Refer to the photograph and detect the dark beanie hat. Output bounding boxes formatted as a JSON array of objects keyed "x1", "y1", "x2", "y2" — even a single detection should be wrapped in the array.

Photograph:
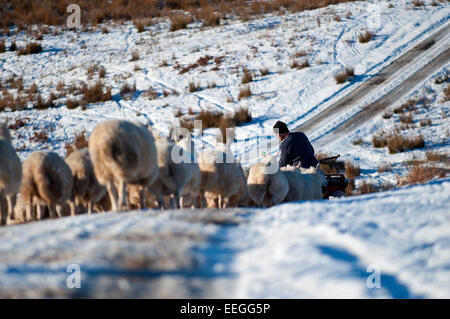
[{"x1": 273, "y1": 121, "x2": 289, "y2": 134}]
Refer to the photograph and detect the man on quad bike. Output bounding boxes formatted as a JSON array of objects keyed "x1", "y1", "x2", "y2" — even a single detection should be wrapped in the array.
[{"x1": 273, "y1": 121, "x2": 319, "y2": 169}]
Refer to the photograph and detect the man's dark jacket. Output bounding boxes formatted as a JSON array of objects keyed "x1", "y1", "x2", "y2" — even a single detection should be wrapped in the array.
[{"x1": 279, "y1": 132, "x2": 319, "y2": 169}]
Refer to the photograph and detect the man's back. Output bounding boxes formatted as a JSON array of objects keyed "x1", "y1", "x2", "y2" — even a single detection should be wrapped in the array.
[{"x1": 279, "y1": 132, "x2": 318, "y2": 169}]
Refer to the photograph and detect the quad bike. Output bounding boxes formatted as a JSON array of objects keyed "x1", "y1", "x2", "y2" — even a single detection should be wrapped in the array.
[{"x1": 319, "y1": 154, "x2": 348, "y2": 199}]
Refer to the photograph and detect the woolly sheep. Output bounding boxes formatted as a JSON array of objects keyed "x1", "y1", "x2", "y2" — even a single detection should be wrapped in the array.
[
  {"x1": 88, "y1": 120, "x2": 159, "y2": 211},
  {"x1": 0, "y1": 122, "x2": 22, "y2": 225},
  {"x1": 282, "y1": 165, "x2": 327, "y2": 200},
  {"x1": 198, "y1": 137, "x2": 242, "y2": 208},
  {"x1": 229, "y1": 163, "x2": 250, "y2": 207},
  {"x1": 171, "y1": 129, "x2": 201, "y2": 208},
  {"x1": 65, "y1": 148, "x2": 106, "y2": 214},
  {"x1": 20, "y1": 151, "x2": 73, "y2": 220},
  {"x1": 247, "y1": 156, "x2": 289, "y2": 207},
  {"x1": 147, "y1": 137, "x2": 193, "y2": 209}
]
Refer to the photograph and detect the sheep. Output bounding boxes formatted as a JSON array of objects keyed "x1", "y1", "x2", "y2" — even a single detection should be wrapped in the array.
[
  {"x1": 281, "y1": 165, "x2": 327, "y2": 200},
  {"x1": 247, "y1": 156, "x2": 289, "y2": 207},
  {"x1": 197, "y1": 134, "x2": 242, "y2": 209},
  {"x1": 229, "y1": 163, "x2": 250, "y2": 207},
  {"x1": 88, "y1": 120, "x2": 159, "y2": 211},
  {"x1": 65, "y1": 148, "x2": 106, "y2": 214},
  {"x1": 147, "y1": 137, "x2": 193, "y2": 209},
  {"x1": 170, "y1": 128, "x2": 201, "y2": 208},
  {"x1": 280, "y1": 169, "x2": 306, "y2": 202},
  {"x1": 0, "y1": 122, "x2": 22, "y2": 225},
  {"x1": 20, "y1": 151, "x2": 73, "y2": 221}
]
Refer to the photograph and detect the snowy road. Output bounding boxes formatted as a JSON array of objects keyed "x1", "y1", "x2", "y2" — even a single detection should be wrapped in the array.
[{"x1": 295, "y1": 20, "x2": 450, "y2": 147}]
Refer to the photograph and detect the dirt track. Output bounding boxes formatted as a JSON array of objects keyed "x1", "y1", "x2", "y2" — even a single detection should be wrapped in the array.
[{"x1": 295, "y1": 22, "x2": 450, "y2": 147}]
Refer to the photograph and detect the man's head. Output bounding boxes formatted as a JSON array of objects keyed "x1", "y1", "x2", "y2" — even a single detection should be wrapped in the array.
[{"x1": 273, "y1": 121, "x2": 290, "y2": 141}]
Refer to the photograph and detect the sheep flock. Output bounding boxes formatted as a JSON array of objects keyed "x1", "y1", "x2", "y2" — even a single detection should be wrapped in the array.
[{"x1": 0, "y1": 119, "x2": 327, "y2": 226}]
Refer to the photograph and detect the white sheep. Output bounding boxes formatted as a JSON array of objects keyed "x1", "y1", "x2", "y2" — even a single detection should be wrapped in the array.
[
  {"x1": 88, "y1": 120, "x2": 159, "y2": 211},
  {"x1": 20, "y1": 151, "x2": 73, "y2": 220},
  {"x1": 65, "y1": 148, "x2": 106, "y2": 214},
  {"x1": 247, "y1": 156, "x2": 289, "y2": 207},
  {"x1": 197, "y1": 133, "x2": 242, "y2": 208},
  {"x1": 281, "y1": 165, "x2": 327, "y2": 200},
  {"x1": 147, "y1": 137, "x2": 193, "y2": 209},
  {"x1": 0, "y1": 122, "x2": 22, "y2": 225},
  {"x1": 170, "y1": 128, "x2": 201, "y2": 208},
  {"x1": 229, "y1": 163, "x2": 250, "y2": 207}
]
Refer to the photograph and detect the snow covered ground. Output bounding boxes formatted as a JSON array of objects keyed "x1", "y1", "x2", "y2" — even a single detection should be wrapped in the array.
[
  {"x1": 0, "y1": 177, "x2": 449, "y2": 298},
  {"x1": 1, "y1": 0, "x2": 449, "y2": 167},
  {"x1": 0, "y1": 0, "x2": 449, "y2": 298}
]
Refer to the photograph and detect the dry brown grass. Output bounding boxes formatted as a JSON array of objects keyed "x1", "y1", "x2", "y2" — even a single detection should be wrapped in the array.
[
  {"x1": 434, "y1": 72, "x2": 448, "y2": 85},
  {"x1": 8, "y1": 117, "x2": 28, "y2": 130},
  {"x1": 290, "y1": 58, "x2": 310, "y2": 69},
  {"x1": 34, "y1": 93, "x2": 56, "y2": 110},
  {"x1": 387, "y1": 133, "x2": 425, "y2": 154},
  {"x1": 358, "y1": 30, "x2": 373, "y2": 43},
  {"x1": 30, "y1": 131, "x2": 49, "y2": 143},
  {"x1": 199, "y1": 6, "x2": 221, "y2": 27},
  {"x1": 66, "y1": 98, "x2": 81, "y2": 109},
  {"x1": 382, "y1": 111, "x2": 393, "y2": 119},
  {"x1": 120, "y1": 82, "x2": 136, "y2": 98},
  {"x1": 372, "y1": 134, "x2": 388, "y2": 148},
  {"x1": 241, "y1": 68, "x2": 253, "y2": 84},
  {"x1": 179, "y1": 107, "x2": 251, "y2": 132},
  {"x1": 356, "y1": 180, "x2": 378, "y2": 195},
  {"x1": 425, "y1": 150, "x2": 450, "y2": 163},
  {"x1": 64, "y1": 131, "x2": 89, "y2": 157},
  {"x1": 378, "y1": 162, "x2": 392, "y2": 173},
  {"x1": 345, "y1": 161, "x2": 360, "y2": 178},
  {"x1": 170, "y1": 14, "x2": 192, "y2": 32},
  {"x1": 188, "y1": 82, "x2": 200, "y2": 93},
  {"x1": 260, "y1": 67, "x2": 269, "y2": 76},
  {"x1": 352, "y1": 137, "x2": 363, "y2": 145},
  {"x1": 130, "y1": 51, "x2": 140, "y2": 62},
  {"x1": 17, "y1": 42, "x2": 42, "y2": 55},
  {"x1": 399, "y1": 112, "x2": 413, "y2": 124},
  {"x1": 420, "y1": 118, "x2": 431, "y2": 127},
  {"x1": 82, "y1": 81, "x2": 112, "y2": 103},
  {"x1": 238, "y1": 86, "x2": 252, "y2": 100},
  {"x1": 443, "y1": 84, "x2": 450, "y2": 102},
  {"x1": 397, "y1": 163, "x2": 447, "y2": 187},
  {"x1": 0, "y1": 0, "x2": 357, "y2": 32},
  {"x1": 334, "y1": 67, "x2": 354, "y2": 84},
  {"x1": 98, "y1": 66, "x2": 106, "y2": 78}
]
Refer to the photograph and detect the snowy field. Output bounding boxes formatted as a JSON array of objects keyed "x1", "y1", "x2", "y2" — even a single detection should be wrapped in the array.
[
  {"x1": 0, "y1": 0, "x2": 449, "y2": 298},
  {"x1": 1, "y1": 0, "x2": 449, "y2": 165},
  {"x1": 0, "y1": 177, "x2": 449, "y2": 298}
]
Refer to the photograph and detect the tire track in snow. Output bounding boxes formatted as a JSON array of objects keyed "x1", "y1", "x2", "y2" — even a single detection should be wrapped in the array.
[{"x1": 295, "y1": 20, "x2": 450, "y2": 146}]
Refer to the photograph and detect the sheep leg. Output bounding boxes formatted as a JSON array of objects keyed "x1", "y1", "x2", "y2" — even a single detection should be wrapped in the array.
[
  {"x1": 5, "y1": 194, "x2": 16, "y2": 225},
  {"x1": 106, "y1": 182, "x2": 119, "y2": 211},
  {"x1": 69, "y1": 201, "x2": 76, "y2": 216},
  {"x1": 0, "y1": 192, "x2": 5, "y2": 225},
  {"x1": 175, "y1": 191, "x2": 181, "y2": 209},
  {"x1": 36, "y1": 204, "x2": 42, "y2": 220},
  {"x1": 218, "y1": 194, "x2": 223, "y2": 209},
  {"x1": 56, "y1": 205, "x2": 63, "y2": 218},
  {"x1": 87, "y1": 201, "x2": 93, "y2": 214},
  {"x1": 47, "y1": 202, "x2": 57, "y2": 219},
  {"x1": 157, "y1": 195, "x2": 165, "y2": 210},
  {"x1": 117, "y1": 181, "x2": 127, "y2": 211},
  {"x1": 25, "y1": 197, "x2": 32, "y2": 221},
  {"x1": 179, "y1": 196, "x2": 184, "y2": 209},
  {"x1": 138, "y1": 188, "x2": 146, "y2": 210},
  {"x1": 222, "y1": 197, "x2": 229, "y2": 209}
]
